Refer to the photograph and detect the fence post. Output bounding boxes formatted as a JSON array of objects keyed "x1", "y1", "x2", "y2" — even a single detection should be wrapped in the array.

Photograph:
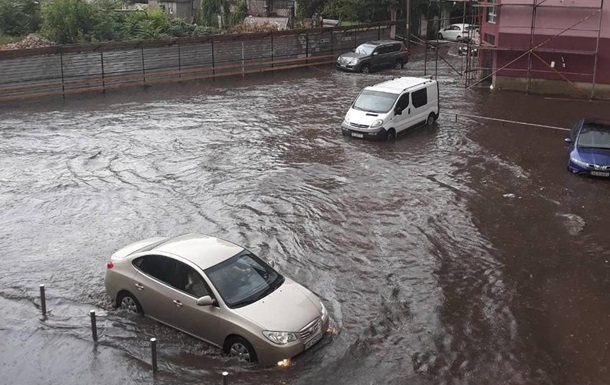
[
  {"x1": 140, "y1": 43, "x2": 146, "y2": 85},
  {"x1": 211, "y1": 40, "x2": 216, "y2": 78},
  {"x1": 178, "y1": 39, "x2": 182, "y2": 80},
  {"x1": 330, "y1": 28, "x2": 334, "y2": 55},
  {"x1": 90, "y1": 310, "x2": 98, "y2": 342},
  {"x1": 271, "y1": 33, "x2": 274, "y2": 69},
  {"x1": 100, "y1": 49, "x2": 106, "y2": 94},
  {"x1": 59, "y1": 50, "x2": 65, "y2": 100},
  {"x1": 222, "y1": 371, "x2": 229, "y2": 385},
  {"x1": 151, "y1": 338, "x2": 158, "y2": 372},
  {"x1": 40, "y1": 284, "x2": 46, "y2": 316},
  {"x1": 378, "y1": 24, "x2": 381, "y2": 40},
  {"x1": 305, "y1": 32, "x2": 309, "y2": 68}
]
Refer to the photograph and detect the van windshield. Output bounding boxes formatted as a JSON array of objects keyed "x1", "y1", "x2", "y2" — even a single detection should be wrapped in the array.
[{"x1": 353, "y1": 90, "x2": 398, "y2": 113}]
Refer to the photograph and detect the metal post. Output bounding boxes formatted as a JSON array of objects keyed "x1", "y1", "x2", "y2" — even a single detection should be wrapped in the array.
[
  {"x1": 271, "y1": 33, "x2": 274, "y2": 68},
  {"x1": 59, "y1": 51, "x2": 65, "y2": 99},
  {"x1": 90, "y1": 310, "x2": 98, "y2": 342},
  {"x1": 40, "y1": 284, "x2": 46, "y2": 316},
  {"x1": 100, "y1": 50, "x2": 106, "y2": 94},
  {"x1": 150, "y1": 338, "x2": 158, "y2": 372},
  {"x1": 526, "y1": 0, "x2": 537, "y2": 94},
  {"x1": 222, "y1": 371, "x2": 229, "y2": 385},
  {"x1": 211, "y1": 40, "x2": 216, "y2": 78},
  {"x1": 178, "y1": 39, "x2": 182, "y2": 79},
  {"x1": 305, "y1": 32, "x2": 309, "y2": 68},
  {"x1": 406, "y1": 0, "x2": 411, "y2": 49},
  {"x1": 241, "y1": 41, "x2": 245, "y2": 77},
  {"x1": 330, "y1": 28, "x2": 334, "y2": 55},
  {"x1": 591, "y1": 0, "x2": 603, "y2": 99},
  {"x1": 140, "y1": 44, "x2": 146, "y2": 85}
]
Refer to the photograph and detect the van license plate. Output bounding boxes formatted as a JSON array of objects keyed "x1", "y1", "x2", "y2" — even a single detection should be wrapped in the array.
[
  {"x1": 304, "y1": 331, "x2": 323, "y2": 350},
  {"x1": 351, "y1": 132, "x2": 364, "y2": 138},
  {"x1": 591, "y1": 171, "x2": 609, "y2": 177}
]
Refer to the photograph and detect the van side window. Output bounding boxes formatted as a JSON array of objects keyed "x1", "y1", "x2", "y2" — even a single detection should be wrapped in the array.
[
  {"x1": 395, "y1": 93, "x2": 410, "y2": 112},
  {"x1": 412, "y1": 89, "x2": 428, "y2": 108}
]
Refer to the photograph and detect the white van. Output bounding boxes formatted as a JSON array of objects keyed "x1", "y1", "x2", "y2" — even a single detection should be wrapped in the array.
[{"x1": 341, "y1": 77, "x2": 439, "y2": 140}]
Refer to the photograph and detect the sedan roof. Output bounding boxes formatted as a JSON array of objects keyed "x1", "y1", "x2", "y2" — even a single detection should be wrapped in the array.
[{"x1": 152, "y1": 233, "x2": 244, "y2": 270}]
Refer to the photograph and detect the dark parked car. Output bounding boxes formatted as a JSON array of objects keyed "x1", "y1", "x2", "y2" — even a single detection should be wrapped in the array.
[
  {"x1": 565, "y1": 118, "x2": 610, "y2": 177},
  {"x1": 336, "y1": 40, "x2": 410, "y2": 74}
]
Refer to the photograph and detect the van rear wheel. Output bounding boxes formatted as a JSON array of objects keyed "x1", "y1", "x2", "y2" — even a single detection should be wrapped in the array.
[{"x1": 426, "y1": 113, "x2": 436, "y2": 126}]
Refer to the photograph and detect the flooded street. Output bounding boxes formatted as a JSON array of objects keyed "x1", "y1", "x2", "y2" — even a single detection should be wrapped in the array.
[{"x1": 1, "y1": 49, "x2": 609, "y2": 385}]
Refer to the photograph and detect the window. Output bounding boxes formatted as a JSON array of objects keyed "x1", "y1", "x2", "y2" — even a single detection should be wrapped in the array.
[
  {"x1": 395, "y1": 93, "x2": 410, "y2": 112},
  {"x1": 487, "y1": 0, "x2": 497, "y2": 23},
  {"x1": 412, "y1": 88, "x2": 428, "y2": 108},
  {"x1": 133, "y1": 255, "x2": 176, "y2": 284},
  {"x1": 133, "y1": 255, "x2": 211, "y2": 297}
]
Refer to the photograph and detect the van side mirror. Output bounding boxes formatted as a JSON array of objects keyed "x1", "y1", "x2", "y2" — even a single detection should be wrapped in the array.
[
  {"x1": 196, "y1": 295, "x2": 214, "y2": 306},
  {"x1": 394, "y1": 107, "x2": 403, "y2": 115}
]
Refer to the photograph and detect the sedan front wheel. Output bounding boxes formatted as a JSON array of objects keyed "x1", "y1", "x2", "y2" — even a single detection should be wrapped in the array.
[{"x1": 225, "y1": 336, "x2": 257, "y2": 363}]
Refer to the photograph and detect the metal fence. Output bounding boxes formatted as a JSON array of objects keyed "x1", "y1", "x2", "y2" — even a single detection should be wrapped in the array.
[{"x1": 0, "y1": 22, "x2": 397, "y2": 102}]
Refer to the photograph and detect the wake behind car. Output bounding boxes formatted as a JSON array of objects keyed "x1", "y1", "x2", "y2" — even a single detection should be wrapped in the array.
[
  {"x1": 341, "y1": 76, "x2": 439, "y2": 140},
  {"x1": 565, "y1": 118, "x2": 610, "y2": 177},
  {"x1": 105, "y1": 234, "x2": 329, "y2": 366},
  {"x1": 336, "y1": 40, "x2": 410, "y2": 74}
]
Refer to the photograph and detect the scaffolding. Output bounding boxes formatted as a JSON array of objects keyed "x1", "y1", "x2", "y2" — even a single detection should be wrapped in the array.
[{"x1": 464, "y1": 0, "x2": 604, "y2": 99}]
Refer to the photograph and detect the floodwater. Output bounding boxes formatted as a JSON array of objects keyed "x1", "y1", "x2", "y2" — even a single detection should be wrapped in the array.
[{"x1": 1, "y1": 47, "x2": 609, "y2": 385}]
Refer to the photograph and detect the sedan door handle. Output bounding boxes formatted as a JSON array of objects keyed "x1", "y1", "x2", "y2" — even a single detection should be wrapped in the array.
[
  {"x1": 173, "y1": 300, "x2": 183, "y2": 308},
  {"x1": 135, "y1": 283, "x2": 144, "y2": 290}
]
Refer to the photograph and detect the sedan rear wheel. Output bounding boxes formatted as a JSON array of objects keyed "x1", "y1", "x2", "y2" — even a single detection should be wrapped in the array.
[
  {"x1": 393, "y1": 59, "x2": 403, "y2": 70},
  {"x1": 226, "y1": 336, "x2": 257, "y2": 363},
  {"x1": 118, "y1": 292, "x2": 143, "y2": 314}
]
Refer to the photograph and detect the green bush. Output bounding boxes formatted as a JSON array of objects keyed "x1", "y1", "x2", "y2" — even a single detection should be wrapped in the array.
[{"x1": 0, "y1": 0, "x2": 41, "y2": 36}]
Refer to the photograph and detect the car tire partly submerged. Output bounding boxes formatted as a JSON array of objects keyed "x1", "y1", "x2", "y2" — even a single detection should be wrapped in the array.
[
  {"x1": 360, "y1": 64, "x2": 370, "y2": 74},
  {"x1": 117, "y1": 291, "x2": 143, "y2": 314},
  {"x1": 225, "y1": 336, "x2": 257, "y2": 363},
  {"x1": 386, "y1": 128, "x2": 396, "y2": 141},
  {"x1": 427, "y1": 113, "x2": 436, "y2": 126},
  {"x1": 394, "y1": 59, "x2": 403, "y2": 70}
]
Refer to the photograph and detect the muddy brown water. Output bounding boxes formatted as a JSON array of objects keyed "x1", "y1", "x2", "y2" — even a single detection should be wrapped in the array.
[{"x1": 1, "y1": 49, "x2": 609, "y2": 385}]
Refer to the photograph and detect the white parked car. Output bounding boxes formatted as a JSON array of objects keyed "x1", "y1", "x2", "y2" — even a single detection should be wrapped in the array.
[{"x1": 438, "y1": 24, "x2": 479, "y2": 42}]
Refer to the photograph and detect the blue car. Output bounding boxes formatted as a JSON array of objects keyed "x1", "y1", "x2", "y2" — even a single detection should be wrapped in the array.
[{"x1": 565, "y1": 118, "x2": 610, "y2": 177}]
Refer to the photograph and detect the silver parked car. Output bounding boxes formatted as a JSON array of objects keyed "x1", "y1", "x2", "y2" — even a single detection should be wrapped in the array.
[{"x1": 105, "y1": 234, "x2": 329, "y2": 366}]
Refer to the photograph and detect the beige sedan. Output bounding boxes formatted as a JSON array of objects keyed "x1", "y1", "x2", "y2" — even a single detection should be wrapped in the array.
[{"x1": 105, "y1": 233, "x2": 329, "y2": 366}]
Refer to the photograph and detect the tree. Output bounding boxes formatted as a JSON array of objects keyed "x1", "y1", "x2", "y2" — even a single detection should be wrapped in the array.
[
  {"x1": 0, "y1": 0, "x2": 41, "y2": 36},
  {"x1": 41, "y1": 0, "x2": 96, "y2": 43}
]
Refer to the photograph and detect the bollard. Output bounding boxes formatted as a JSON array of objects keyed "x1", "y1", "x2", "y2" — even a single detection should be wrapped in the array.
[
  {"x1": 222, "y1": 371, "x2": 229, "y2": 385},
  {"x1": 40, "y1": 284, "x2": 46, "y2": 316},
  {"x1": 90, "y1": 310, "x2": 98, "y2": 342},
  {"x1": 455, "y1": 114, "x2": 458, "y2": 122},
  {"x1": 151, "y1": 338, "x2": 158, "y2": 372}
]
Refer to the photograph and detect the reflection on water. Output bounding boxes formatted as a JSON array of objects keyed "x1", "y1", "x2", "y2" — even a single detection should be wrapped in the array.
[{"x1": 1, "y1": 53, "x2": 610, "y2": 385}]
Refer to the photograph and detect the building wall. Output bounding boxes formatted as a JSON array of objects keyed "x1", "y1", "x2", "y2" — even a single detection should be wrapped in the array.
[{"x1": 479, "y1": 0, "x2": 609, "y2": 97}]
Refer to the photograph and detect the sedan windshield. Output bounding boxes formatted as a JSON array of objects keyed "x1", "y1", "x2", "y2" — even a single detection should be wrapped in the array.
[
  {"x1": 353, "y1": 90, "x2": 398, "y2": 113},
  {"x1": 355, "y1": 43, "x2": 376, "y2": 55},
  {"x1": 577, "y1": 124, "x2": 610, "y2": 149},
  {"x1": 205, "y1": 251, "x2": 284, "y2": 309}
]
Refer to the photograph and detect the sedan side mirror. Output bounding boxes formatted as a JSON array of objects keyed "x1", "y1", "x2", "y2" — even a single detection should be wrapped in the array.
[
  {"x1": 564, "y1": 137, "x2": 573, "y2": 143},
  {"x1": 196, "y1": 295, "x2": 215, "y2": 306},
  {"x1": 373, "y1": 52, "x2": 379, "y2": 56}
]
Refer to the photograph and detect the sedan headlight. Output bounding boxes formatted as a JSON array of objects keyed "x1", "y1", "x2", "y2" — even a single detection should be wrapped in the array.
[
  {"x1": 370, "y1": 119, "x2": 383, "y2": 128},
  {"x1": 263, "y1": 331, "x2": 298, "y2": 345},
  {"x1": 349, "y1": 58, "x2": 360, "y2": 65},
  {"x1": 320, "y1": 301, "x2": 328, "y2": 320},
  {"x1": 570, "y1": 157, "x2": 589, "y2": 167}
]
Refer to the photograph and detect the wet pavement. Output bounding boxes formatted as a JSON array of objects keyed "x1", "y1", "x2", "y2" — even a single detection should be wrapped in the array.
[{"x1": 1, "y1": 47, "x2": 610, "y2": 385}]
